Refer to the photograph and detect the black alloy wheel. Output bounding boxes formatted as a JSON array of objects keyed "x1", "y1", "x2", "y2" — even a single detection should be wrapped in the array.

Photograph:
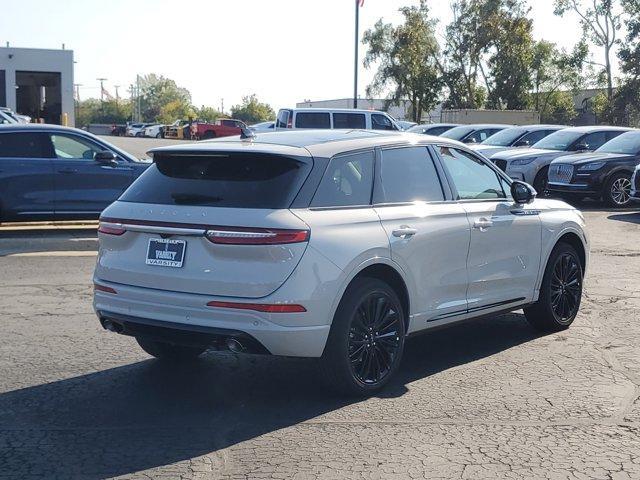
[
  {"x1": 524, "y1": 242, "x2": 583, "y2": 332},
  {"x1": 348, "y1": 292, "x2": 403, "y2": 385},
  {"x1": 320, "y1": 277, "x2": 406, "y2": 396},
  {"x1": 549, "y1": 252, "x2": 582, "y2": 324}
]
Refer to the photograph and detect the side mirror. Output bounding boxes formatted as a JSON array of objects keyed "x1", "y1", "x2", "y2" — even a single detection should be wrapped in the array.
[
  {"x1": 574, "y1": 143, "x2": 589, "y2": 152},
  {"x1": 94, "y1": 150, "x2": 116, "y2": 164},
  {"x1": 514, "y1": 139, "x2": 530, "y2": 147},
  {"x1": 511, "y1": 180, "x2": 536, "y2": 204}
]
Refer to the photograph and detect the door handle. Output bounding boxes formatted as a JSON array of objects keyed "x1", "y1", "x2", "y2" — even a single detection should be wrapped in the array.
[
  {"x1": 58, "y1": 168, "x2": 78, "y2": 174},
  {"x1": 473, "y1": 218, "x2": 493, "y2": 230},
  {"x1": 392, "y1": 226, "x2": 417, "y2": 238}
]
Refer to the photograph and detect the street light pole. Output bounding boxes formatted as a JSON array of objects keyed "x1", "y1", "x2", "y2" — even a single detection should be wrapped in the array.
[{"x1": 353, "y1": 0, "x2": 360, "y2": 109}]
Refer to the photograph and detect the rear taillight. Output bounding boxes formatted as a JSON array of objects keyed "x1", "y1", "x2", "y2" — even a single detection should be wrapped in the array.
[
  {"x1": 205, "y1": 227, "x2": 309, "y2": 245},
  {"x1": 94, "y1": 283, "x2": 117, "y2": 294},
  {"x1": 207, "y1": 301, "x2": 306, "y2": 313},
  {"x1": 98, "y1": 222, "x2": 126, "y2": 236}
]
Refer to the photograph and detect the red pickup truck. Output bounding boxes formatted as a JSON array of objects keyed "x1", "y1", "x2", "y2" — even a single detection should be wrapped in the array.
[{"x1": 194, "y1": 119, "x2": 248, "y2": 140}]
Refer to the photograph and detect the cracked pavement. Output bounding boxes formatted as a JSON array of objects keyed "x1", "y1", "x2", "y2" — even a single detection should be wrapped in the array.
[{"x1": 0, "y1": 208, "x2": 639, "y2": 479}]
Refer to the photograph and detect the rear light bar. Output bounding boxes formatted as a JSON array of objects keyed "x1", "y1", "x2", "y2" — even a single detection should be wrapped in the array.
[
  {"x1": 205, "y1": 227, "x2": 309, "y2": 245},
  {"x1": 94, "y1": 283, "x2": 117, "y2": 294},
  {"x1": 207, "y1": 301, "x2": 306, "y2": 313},
  {"x1": 98, "y1": 222, "x2": 126, "y2": 236}
]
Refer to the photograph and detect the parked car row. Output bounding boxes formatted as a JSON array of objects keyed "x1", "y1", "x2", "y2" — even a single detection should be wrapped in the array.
[{"x1": 407, "y1": 122, "x2": 640, "y2": 208}]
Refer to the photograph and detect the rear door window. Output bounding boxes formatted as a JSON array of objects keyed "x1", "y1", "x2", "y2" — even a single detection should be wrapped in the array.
[
  {"x1": 371, "y1": 114, "x2": 396, "y2": 130},
  {"x1": 120, "y1": 152, "x2": 311, "y2": 209},
  {"x1": 295, "y1": 112, "x2": 331, "y2": 129},
  {"x1": 0, "y1": 132, "x2": 52, "y2": 158},
  {"x1": 521, "y1": 130, "x2": 550, "y2": 146},
  {"x1": 333, "y1": 113, "x2": 366, "y2": 129},
  {"x1": 579, "y1": 131, "x2": 608, "y2": 150},
  {"x1": 376, "y1": 147, "x2": 444, "y2": 204},
  {"x1": 311, "y1": 151, "x2": 374, "y2": 207}
]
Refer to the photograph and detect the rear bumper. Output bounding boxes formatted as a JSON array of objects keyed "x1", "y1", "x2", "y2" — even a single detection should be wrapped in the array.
[{"x1": 93, "y1": 281, "x2": 330, "y2": 357}]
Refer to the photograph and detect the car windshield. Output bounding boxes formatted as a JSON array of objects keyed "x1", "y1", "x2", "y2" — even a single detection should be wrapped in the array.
[
  {"x1": 481, "y1": 128, "x2": 527, "y2": 146},
  {"x1": 440, "y1": 126, "x2": 475, "y2": 140},
  {"x1": 532, "y1": 130, "x2": 584, "y2": 151},
  {"x1": 596, "y1": 132, "x2": 640, "y2": 155}
]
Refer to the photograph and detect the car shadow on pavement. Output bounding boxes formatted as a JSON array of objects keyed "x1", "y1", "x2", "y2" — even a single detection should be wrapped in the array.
[
  {"x1": 0, "y1": 313, "x2": 541, "y2": 478},
  {"x1": 607, "y1": 212, "x2": 640, "y2": 224}
]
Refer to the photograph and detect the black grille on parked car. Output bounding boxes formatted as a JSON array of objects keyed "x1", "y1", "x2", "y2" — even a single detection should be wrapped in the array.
[{"x1": 549, "y1": 164, "x2": 574, "y2": 184}]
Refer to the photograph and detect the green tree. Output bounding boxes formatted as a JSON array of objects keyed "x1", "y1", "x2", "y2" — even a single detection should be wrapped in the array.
[
  {"x1": 487, "y1": 3, "x2": 535, "y2": 110},
  {"x1": 540, "y1": 91, "x2": 578, "y2": 124},
  {"x1": 611, "y1": 0, "x2": 640, "y2": 126},
  {"x1": 137, "y1": 74, "x2": 192, "y2": 122},
  {"x1": 531, "y1": 40, "x2": 588, "y2": 121},
  {"x1": 157, "y1": 100, "x2": 196, "y2": 125},
  {"x1": 196, "y1": 105, "x2": 225, "y2": 123},
  {"x1": 230, "y1": 95, "x2": 275, "y2": 124},
  {"x1": 76, "y1": 98, "x2": 132, "y2": 127},
  {"x1": 554, "y1": 0, "x2": 622, "y2": 101},
  {"x1": 363, "y1": 0, "x2": 442, "y2": 122}
]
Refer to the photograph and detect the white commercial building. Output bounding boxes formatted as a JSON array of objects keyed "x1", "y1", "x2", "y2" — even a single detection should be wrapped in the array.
[{"x1": 0, "y1": 46, "x2": 74, "y2": 125}]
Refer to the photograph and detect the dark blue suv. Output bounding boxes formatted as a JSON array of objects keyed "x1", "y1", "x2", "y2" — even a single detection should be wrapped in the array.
[{"x1": 0, "y1": 124, "x2": 150, "y2": 222}]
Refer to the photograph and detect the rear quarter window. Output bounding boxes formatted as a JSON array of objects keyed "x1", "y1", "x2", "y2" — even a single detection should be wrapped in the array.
[
  {"x1": 333, "y1": 113, "x2": 366, "y2": 129},
  {"x1": 311, "y1": 151, "x2": 374, "y2": 207},
  {"x1": 120, "y1": 152, "x2": 311, "y2": 209},
  {"x1": 0, "y1": 132, "x2": 52, "y2": 158}
]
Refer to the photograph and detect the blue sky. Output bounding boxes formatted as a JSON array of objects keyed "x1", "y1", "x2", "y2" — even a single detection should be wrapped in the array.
[{"x1": 1, "y1": 0, "x2": 594, "y2": 110}]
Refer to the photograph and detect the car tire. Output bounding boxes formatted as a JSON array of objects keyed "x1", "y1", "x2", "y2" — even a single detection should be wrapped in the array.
[
  {"x1": 533, "y1": 166, "x2": 549, "y2": 197},
  {"x1": 136, "y1": 337, "x2": 208, "y2": 361},
  {"x1": 603, "y1": 172, "x2": 632, "y2": 208},
  {"x1": 201, "y1": 131, "x2": 215, "y2": 140},
  {"x1": 524, "y1": 242, "x2": 583, "y2": 332},
  {"x1": 319, "y1": 277, "x2": 406, "y2": 396},
  {"x1": 155, "y1": 132, "x2": 161, "y2": 139}
]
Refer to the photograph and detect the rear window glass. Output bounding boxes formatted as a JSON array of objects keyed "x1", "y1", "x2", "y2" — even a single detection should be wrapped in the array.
[
  {"x1": 120, "y1": 152, "x2": 311, "y2": 209},
  {"x1": 295, "y1": 112, "x2": 331, "y2": 129},
  {"x1": 333, "y1": 113, "x2": 366, "y2": 129},
  {"x1": 312, "y1": 151, "x2": 374, "y2": 207},
  {"x1": 0, "y1": 132, "x2": 51, "y2": 158}
]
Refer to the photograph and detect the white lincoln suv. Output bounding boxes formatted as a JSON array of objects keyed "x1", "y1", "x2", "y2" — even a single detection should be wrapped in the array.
[{"x1": 93, "y1": 130, "x2": 589, "y2": 395}]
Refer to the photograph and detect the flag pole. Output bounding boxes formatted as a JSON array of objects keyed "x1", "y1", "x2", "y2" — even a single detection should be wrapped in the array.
[{"x1": 353, "y1": 0, "x2": 359, "y2": 109}]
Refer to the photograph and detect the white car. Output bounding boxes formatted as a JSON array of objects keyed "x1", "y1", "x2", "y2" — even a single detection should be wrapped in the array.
[
  {"x1": 143, "y1": 124, "x2": 163, "y2": 138},
  {"x1": 94, "y1": 130, "x2": 588, "y2": 396},
  {"x1": 0, "y1": 107, "x2": 20, "y2": 124},
  {"x1": 275, "y1": 108, "x2": 400, "y2": 131},
  {"x1": 126, "y1": 123, "x2": 153, "y2": 137},
  {"x1": 249, "y1": 121, "x2": 275, "y2": 133}
]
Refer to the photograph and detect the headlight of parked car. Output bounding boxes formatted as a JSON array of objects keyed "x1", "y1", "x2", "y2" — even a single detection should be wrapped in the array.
[
  {"x1": 577, "y1": 161, "x2": 605, "y2": 172},
  {"x1": 510, "y1": 157, "x2": 536, "y2": 166}
]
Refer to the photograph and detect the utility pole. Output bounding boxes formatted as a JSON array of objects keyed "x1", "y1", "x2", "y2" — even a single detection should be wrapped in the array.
[
  {"x1": 353, "y1": 0, "x2": 361, "y2": 109},
  {"x1": 220, "y1": 98, "x2": 224, "y2": 114},
  {"x1": 114, "y1": 85, "x2": 120, "y2": 106},
  {"x1": 136, "y1": 74, "x2": 141, "y2": 122},
  {"x1": 73, "y1": 84, "x2": 82, "y2": 124},
  {"x1": 97, "y1": 78, "x2": 107, "y2": 102}
]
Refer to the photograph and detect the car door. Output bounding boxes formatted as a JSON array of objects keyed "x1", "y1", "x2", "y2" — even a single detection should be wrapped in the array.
[
  {"x1": 0, "y1": 131, "x2": 55, "y2": 219},
  {"x1": 435, "y1": 145, "x2": 542, "y2": 314},
  {"x1": 50, "y1": 132, "x2": 134, "y2": 215},
  {"x1": 373, "y1": 146, "x2": 470, "y2": 330}
]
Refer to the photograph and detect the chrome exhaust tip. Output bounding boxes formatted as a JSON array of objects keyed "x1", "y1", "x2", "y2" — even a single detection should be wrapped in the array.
[{"x1": 226, "y1": 338, "x2": 244, "y2": 353}]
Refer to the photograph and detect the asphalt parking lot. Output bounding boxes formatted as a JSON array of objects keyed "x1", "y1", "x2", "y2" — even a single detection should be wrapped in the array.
[
  {"x1": 98, "y1": 135, "x2": 194, "y2": 159},
  {"x1": 1, "y1": 207, "x2": 639, "y2": 479}
]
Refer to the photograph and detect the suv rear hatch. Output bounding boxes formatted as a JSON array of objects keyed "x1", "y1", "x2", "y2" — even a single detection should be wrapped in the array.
[{"x1": 96, "y1": 148, "x2": 313, "y2": 298}]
